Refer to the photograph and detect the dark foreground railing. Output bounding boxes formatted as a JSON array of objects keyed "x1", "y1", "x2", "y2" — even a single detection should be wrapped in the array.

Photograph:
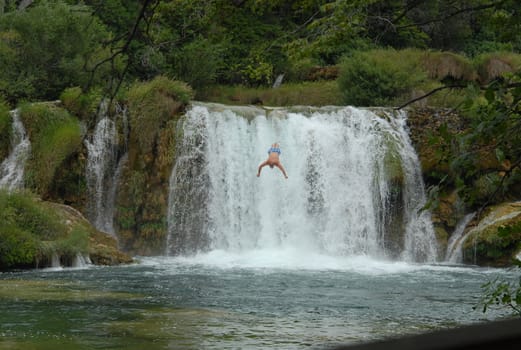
[{"x1": 330, "y1": 318, "x2": 521, "y2": 350}]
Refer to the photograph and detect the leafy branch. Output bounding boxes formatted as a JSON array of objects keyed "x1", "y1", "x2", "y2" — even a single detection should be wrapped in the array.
[
  {"x1": 395, "y1": 84, "x2": 467, "y2": 110},
  {"x1": 85, "y1": 0, "x2": 161, "y2": 102},
  {"x1": 475, "y1": 260, "x2": 521, "y2": 316}
]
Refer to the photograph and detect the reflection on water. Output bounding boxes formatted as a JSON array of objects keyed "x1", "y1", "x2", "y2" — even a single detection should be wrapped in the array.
[{"x1": 0, "y1": 255, "x2": 516, "y2": 350}]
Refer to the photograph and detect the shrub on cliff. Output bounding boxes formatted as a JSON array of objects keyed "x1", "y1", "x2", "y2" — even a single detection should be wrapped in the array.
[
  {"x1": 125, "y1": 76, "x2": 193, "y2": 156},
  {"x1": 338, "y1": 49, "x2": 427, "y2": 107},
  {"x1": 19, "y1": 103, "x2": 82, "y2": 196},
  {"x1": 0, "y1": 190, "x2": 131, "y2": 270},
  {"x1": 421, "y1": 51, "x2": 476, "y2": 82},
  {"x1": 338, "y1": 49, "x2": 521, "y2": 108},
  {"x1": 60, "y1": 87, "x2": 103, "y2": 122},
  {"x1": 474, "y1": 52, "x2": 521, "y2": 84},
  {"x1": 0, "y1": 190, "x2": 72, "y2": 269}
]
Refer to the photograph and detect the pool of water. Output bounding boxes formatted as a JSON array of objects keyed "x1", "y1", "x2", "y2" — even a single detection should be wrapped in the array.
[{"x1": 0, "y1": 253, "x2": 517, "y2": 349}]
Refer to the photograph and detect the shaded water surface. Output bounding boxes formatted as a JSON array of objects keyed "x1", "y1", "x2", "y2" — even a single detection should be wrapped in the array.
[{"x1": 0, "y1": 255, "x2": 516, "y2": 349}]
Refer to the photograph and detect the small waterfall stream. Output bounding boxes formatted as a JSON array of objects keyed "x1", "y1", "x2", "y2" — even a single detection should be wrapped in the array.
[
  {"x1": 167, "y1": 103, "x2": 439, "y2": 262},
  {"x1": 0, "y1": 109, "x2": 31, "y2": 191},
  {"x1": 85, "y1": 101, "x2": 127, "y2": 236},
  {"x1": 445, "y1": 213, "x2": 476, "y2": 263}
]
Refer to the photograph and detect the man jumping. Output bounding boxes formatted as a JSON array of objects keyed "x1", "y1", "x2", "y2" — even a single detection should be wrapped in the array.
[{"x1": 257, "y1": 143, "x2": 288, "y2": 179}]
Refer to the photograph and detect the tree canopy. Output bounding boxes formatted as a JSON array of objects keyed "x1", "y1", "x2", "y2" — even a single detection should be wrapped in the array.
[
  {"x1": 1, "y1": 0, "x2": 520, "y2": 103},
  {"x1": 1, "y1": 1, "x2": 520, "y2": 206}
]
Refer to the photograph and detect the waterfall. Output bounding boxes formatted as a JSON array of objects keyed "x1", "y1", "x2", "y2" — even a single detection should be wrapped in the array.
[
  {"x1": 445, "y1": 213, "x2": 476, "y2": 263},
  {"x1": 51, "y1": 253, "x2": 61, "y2": 268},
  {"x1": 451, "y1": 206, "x2": 521, "y2": 264},
  {"x1": 85, "y1": 100, "x2": 127, "y2": 236},
  {"x1": 72, "y1": 254, "x2": 92, "y2": 268},
  {"x1": 0, "y1": 109, "x2": 31, "y2": 191},
  {"x1": 167, "y1": 103, "x2": 438, "y2": 262},
  {"x1": 392, "y1": 115, "x2": 439, "y2": 262}
]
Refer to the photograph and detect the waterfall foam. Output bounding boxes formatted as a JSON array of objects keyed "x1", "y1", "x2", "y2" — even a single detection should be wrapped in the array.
[
  {"x1": 0, "y1": 109, "x2": 31, "y2": 191},
  {"x1": 167, "y1": 103, "x2": 438, "y2": 262}
]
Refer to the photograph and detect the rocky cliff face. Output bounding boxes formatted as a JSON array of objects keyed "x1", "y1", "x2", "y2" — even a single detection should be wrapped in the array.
[
  {"x1": 460, "y1": 202, "x2": 521, "y2": 266},
  {"x1": 406, "y1": 107, "x2": 521, "y2": 266},
  {"x1": 45, "y1": 201, "x2": 133, "y2": 267}
]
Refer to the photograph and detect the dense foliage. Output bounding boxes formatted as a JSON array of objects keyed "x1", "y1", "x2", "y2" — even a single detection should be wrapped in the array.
[
  {"x1": 1, "y1": 0, "x2": 520, "y2": 104},
  {"x1": 126, "y1": 76, "x2": 192, "y2": 155},
  {"x1": 0, "y1": 1, "x2": 116, "y2": 103},
  {"x1": 0, "y1": 190, "x2": 88, "y2": 269},
  {"x1": 19, "y1": 103, "x2": 82, "y2": 196}
]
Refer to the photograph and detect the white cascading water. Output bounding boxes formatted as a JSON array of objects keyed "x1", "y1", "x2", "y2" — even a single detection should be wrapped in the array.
[
  {"x1": 167, "y1": 103, "x2": 439, "y2": 262},
  {"x1": 85, "y1": 101, "x2": 127, "y2": 236},
  {"x1": 445, "y1": 213, "x2": 476, "y2": 263},
  {"x1": 393, "y1": 114, "x2": 440, "y2": 262},
  {"x1": 0, "y1": 109, "x2": 31, "y2": 191},
  {"x1": 72, "y1": 254, "x2": 92, "y2": 268}
]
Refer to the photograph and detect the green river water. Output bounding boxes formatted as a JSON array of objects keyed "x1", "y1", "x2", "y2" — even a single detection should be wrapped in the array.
[{"x1": 0, "y1": 254, "x2": 517, "y2": 350}]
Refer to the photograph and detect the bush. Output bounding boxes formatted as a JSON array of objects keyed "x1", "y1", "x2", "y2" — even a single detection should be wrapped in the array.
[
  {"x1": 0, "y1": 1, "x2": 114, "y2": 103},
  {"x1": 474, "y1": 52, "x2": 521, "y2": 83},
  {"x1": 56, "y1": 226, "x2": 89, "y2": 259},
  {"x1": 0, "y1": 223, "x2": 39, "y2": 268},
  {"x1": 19, "y1": 103, "x2": 82, "y2": 195},
  {"x1": 240, "y1": 50, "x2": 274, "y2": 86},
  {"x1": 125, "y1": 76, "x2": 193, "y2": 155},
  {"x1": 170, "y1": 38, "x2": 223, "y2": 91},
  {"x1": 0, "y1": 190, "x2": 64, "y2": 269},
  {"x1": 422, "y1": 51, "x2": 476, "y2": 82},
  {"x1": 0, "y1": 190, "x2": 64, "y2": 240},
  {"x1": 285, "y1": 58, "x2": 317, "y2": 83},
  {"x1": 338, "y1": 49, "x2": 427, "y2": 107},
  {"x1": 60, "y1": 87, "x2": 103, "y2": 122},
  {"x1": 0, "y1": 190, "x2": 102, "y2": 269}
]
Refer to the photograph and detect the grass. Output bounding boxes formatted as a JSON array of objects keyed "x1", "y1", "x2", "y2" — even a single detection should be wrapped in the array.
[
  {"x1": 198, "y1": 50, "x2": 521, "y2": 109},
  {"x1": 3, "y1": 191, "x2": 86, "y2": 268},
  {"x1": 0, "y1": 190, "x2": 130, "y2": 269},
  {"x1": 198, "y1": 80, "x2": 343, "y2": 107},
  {"x1": 19, "y1": 103, "x2": 82, "y2": 195},
  {"x1": 125, "y1": 76, "x2": 193, "y2": 155}
]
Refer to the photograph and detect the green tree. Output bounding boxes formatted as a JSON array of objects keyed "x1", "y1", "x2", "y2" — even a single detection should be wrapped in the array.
[
  {"x1": 0, "y1": 0, "x2": 115, "y2": 103},
  {"x1": 338, "y1": 49, "x2": 427, "y2": 106},
  {"x1": 447, "y1": 71, "x2": 521, "y2": 208},
  {"x1": 151, "y1": 0, "x2": 293, "y2": 86}
]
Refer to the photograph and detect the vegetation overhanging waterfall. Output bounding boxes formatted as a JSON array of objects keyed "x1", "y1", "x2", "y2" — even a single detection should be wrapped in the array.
[{"x1": 167, "y1": 103, "x2": 439, "y2": 262}]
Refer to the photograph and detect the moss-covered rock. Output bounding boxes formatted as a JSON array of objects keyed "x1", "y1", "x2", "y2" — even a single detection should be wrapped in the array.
[
  {"x1": 461, "y1": 202, "x2": 521, "y2": 266},
  {"x1": 60, "y1": 87, "x2": 103, "y2": 122},
  {"x1": 405, "y1": 106, "x2": 521, "y2": 266},
  {"x1": 114, "y1": 77, "x2": 192, "y2": 255},
  {"x1": 0, "y1": 190, "x2": 131, "y2": 270},
  {"x1": 406, "y1": 107, "x2": 466, "y2": 176},
  {"x1": 18, "y1": 102, "x2": 83, "y2": 198}
]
